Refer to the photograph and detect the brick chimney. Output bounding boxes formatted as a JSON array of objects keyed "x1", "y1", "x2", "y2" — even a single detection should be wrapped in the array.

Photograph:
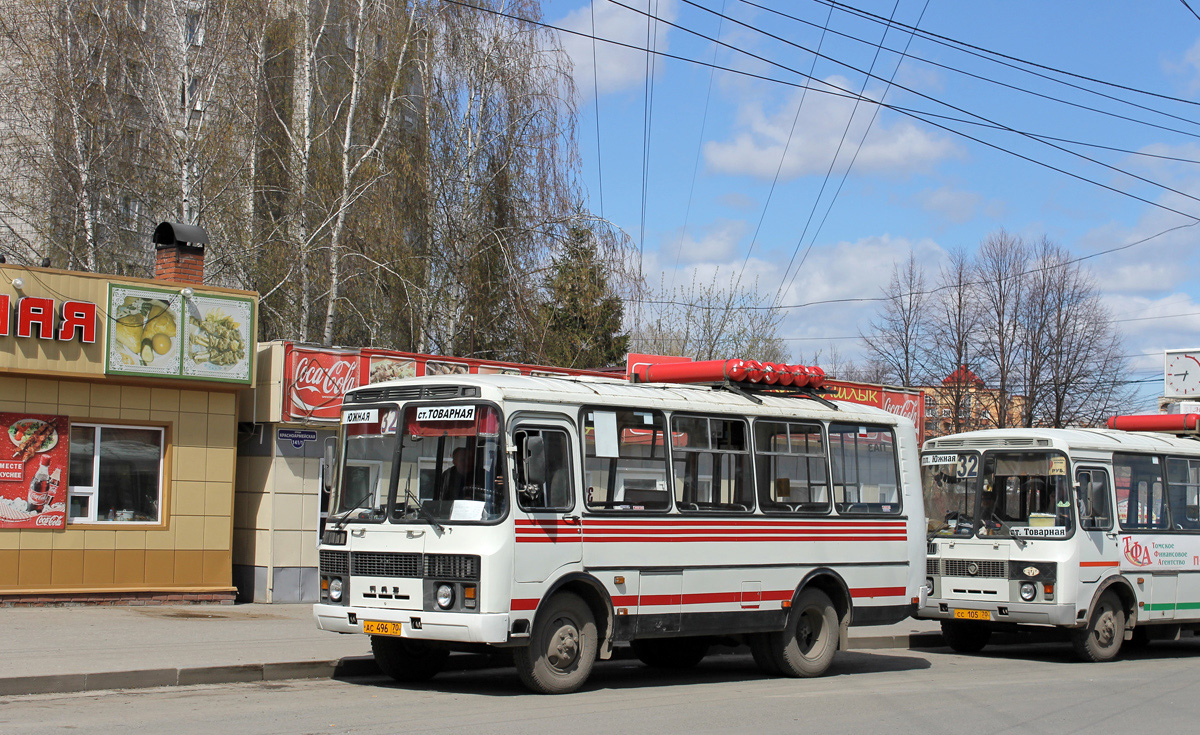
[{"x1": 152, "y1": 221, "x2": 208, "y2": 285}]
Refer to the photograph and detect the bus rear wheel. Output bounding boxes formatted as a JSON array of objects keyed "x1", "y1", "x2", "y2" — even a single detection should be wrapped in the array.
[
  {"x1": 514, "y1": 592, "x2": 597, "y2": 694},
  {"x1": 768, "y1": 588, "x2": 839, "y2": 677},
  {"x1": 1071, "y1": 591, "x2": 1125, "y2": 662},
  {"x1": 630, "y1": 637, "x2": 710, "y2": 668},
  {"x1": 940, "y1": 620, "x2": 992, "y2": 653},
  {"x1": 370, "y1": 636, "x2": 449, "y2": 682}
]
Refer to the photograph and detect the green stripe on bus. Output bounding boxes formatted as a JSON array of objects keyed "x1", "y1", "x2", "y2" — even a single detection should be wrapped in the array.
[{"x1": 1144, "y1": 602, "x2": 1200, "y2": 611}]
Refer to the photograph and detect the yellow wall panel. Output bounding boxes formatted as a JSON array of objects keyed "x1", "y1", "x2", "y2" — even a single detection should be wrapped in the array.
[
  {"x1": 144, "y1": 530, "x2": 175, "y2": 550},
  {"x1": 203, "y1": 516, "x2": 231, "y2": 550},
  {"x1": 177, "y1": 412, "x2": 209, "y2": 447},
  {"x1": 0, "y1": 531, "x2": 17, "y2": 550},
  {"x1": 203, "y1": 550, "x2": 231, "y2": 586},
  {"x1": 206, "y1": 447, "x2": 236, "y2": 483},
  {"x1": 207, "y1": 416, "x2": 236, "y2": 449},
  {"x1": 179, "y1": 390, "x2": 209, "y2": 414},
  {"x1": 206, "y1": 482, "x2": 233, "y2": 517},
  {"x1": 58, "y1": 380, "x2": 90, "y2": 407},
  {"x1": 114, "y1": 549, "x2": 146, "y2": 585},
  {"x1": 144, "y1": 549, "x2": 174, "y2": 585},
  {"x1": 173, "y1": 480, "x2": 207, "y2": 516},
  {"x1": 90, "y1": 383, "x2": 121, "y2": 408},
  {"x1": 25, "y1": 378, "x2": 59, "y2": 404},
  {"x1": 18, "y1": 550, "x2": 52, "y2": 586},
  {"x1": 120, "y1": 385, "x2": 152, "y2": 410},
  {"x1": 82, "y1": 549, "x2": 115, "y2": 586},
  {"x1": 174, "y1": 549, "x2": 204, "y2": 585},
  {"x1": 113, "y1": 530, "x2": 146, "y2": 549},
  {"x1": 19, "y1": 531, "x2": 53, "y2": 550},
  {"x1": 150, "y1": 387, "x2": 180, "y2": 412},
  {"x1": 0, "y1": 549, "x2": 19, "y2": 586},
  {"x1": 83, "y1": 530, "x2": 116, "y2": 550},
  {"x1": 51, "y1": 530, "x2": 85, "y2": 550},
  {"x1": 173, "y1": 515, "x2": 205, "y2": 549},
  {"x1": 209, "y1": 391, "x2": 236, "y2": 416},
  {"x1": 174, "y1": 445, "x2": 207, "y2": 481},
  {"x1": 50, "y1": 549, "x2": 84, "y2": 586}
]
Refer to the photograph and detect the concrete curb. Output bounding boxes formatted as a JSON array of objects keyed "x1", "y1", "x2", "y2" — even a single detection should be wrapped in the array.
[{"x1": 0, "y1": 634, "x2": 943, "y2": 697}]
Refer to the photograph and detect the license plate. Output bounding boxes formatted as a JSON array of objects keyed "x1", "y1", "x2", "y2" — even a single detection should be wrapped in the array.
[
  {"x1": 953, "y1": 608, "x2": 991, "y2": 621},
  {"x1": 363, "y1": 620, "x2": 403, "y2": 636}
]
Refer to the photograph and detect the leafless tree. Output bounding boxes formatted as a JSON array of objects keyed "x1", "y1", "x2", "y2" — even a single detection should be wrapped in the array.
[
  {"x1": 860, "y1": 250, "x2": 928, "y2": 386},
  {"x1": 974, "y1": 229, "x2": 1027, "y2": 427},
  {"x1": 925, "y1": 247, "x2": 981, "y2": 434}
]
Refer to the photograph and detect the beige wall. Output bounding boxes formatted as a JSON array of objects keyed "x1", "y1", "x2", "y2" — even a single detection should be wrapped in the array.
[{"x1": 0, "y1": 378, "x2": 239, "y2": 594}]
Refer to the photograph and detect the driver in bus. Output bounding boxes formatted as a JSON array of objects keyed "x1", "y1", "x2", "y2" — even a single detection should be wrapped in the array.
[{"x1": 438, "y1": 447, "x2": 477, "y2": 501}]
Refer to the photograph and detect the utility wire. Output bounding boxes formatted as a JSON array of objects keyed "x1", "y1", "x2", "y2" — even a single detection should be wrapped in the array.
[
  {"x1": 447, "y1": 0, "x2": 1200, "y2": 224},
  {"x1": 1182, "y1": 0, "x2": 1200, "y2": 21},
  {"x1": 663, "y1": 0, "x2": 1200, "y2": 218},
  {"x1": 742, "y1": 0, "x2": 1200, "y2": 135},
  {"x1": 807, "y1": 0, "x2": 1200, "y2": 108}
]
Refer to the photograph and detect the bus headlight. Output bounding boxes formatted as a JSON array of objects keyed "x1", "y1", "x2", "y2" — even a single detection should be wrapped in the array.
[
  {"x1": 925, "y1": 577, "x2": 935, "y2": 596},
  {"x1": 1019, "y1": 581, "x2": 1036, "y2": 602},
  {"x1": 436, "y1": 583, "x2": 455, "y2": 609},
  {"x1": 329, "y1": 578, "x2": 344, "y2": 603}
]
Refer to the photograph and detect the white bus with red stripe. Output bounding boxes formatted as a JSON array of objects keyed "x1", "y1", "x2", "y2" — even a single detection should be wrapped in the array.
[
  {"x1": 920, "y1": 415, "x2": 1200, "y2": 661},
  {"x1": 313, "y1": 362, "x2": 924, "y2": 693}
]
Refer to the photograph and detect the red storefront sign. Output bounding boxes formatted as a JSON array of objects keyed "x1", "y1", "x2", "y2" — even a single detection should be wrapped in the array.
[
  {"x1": 284, "y1": 344, "x2": 361, "y2": 421},
  {"x1": 0, "y1": 412, "x2": 70, "y2": 529},
  {"x1": 827, "y1": 380, "x2": 926, "y2": 442}
]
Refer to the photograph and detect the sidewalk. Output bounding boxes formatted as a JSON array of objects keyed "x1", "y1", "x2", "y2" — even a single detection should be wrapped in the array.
[{"x1": 0, "y1": 603, "x2": 944, "y2": 697}]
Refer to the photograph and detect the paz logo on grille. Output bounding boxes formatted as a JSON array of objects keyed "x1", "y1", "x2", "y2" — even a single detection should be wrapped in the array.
[
  {"x1": 967, "y1": 561, "x2": 980, "y2": 576},
  {"x1": 1023, "y1": 566, "x2": 1040, "y2": 577}
]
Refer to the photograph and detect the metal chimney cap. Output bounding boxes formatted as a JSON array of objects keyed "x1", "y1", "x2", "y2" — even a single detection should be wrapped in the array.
[{"x1": 153, "y1": 221, "x2": 209, "y2": 248}]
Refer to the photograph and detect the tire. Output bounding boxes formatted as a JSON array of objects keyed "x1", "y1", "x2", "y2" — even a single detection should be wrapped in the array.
[
  {"x1": 940, "y1": 620, "x2": 992, "y2": 653},
  {"x1": 749, "y1": 633, "x2": 783, "y2": 675},
  {"x1": 1071, "y1": 591, "x2": 1125, "y2": 662},
  {"x1": 767, "y1": 588, "x2": 839, "y2": 678},
  {"x1": 370, "y1": 635, "x2": 449, "y2": 682},
  {"x1": 630, "y1": 637, "x2": 710, "y2": 669},
  {"x1": 514, "y1": 592, "x2": 598, "y2": 694}
]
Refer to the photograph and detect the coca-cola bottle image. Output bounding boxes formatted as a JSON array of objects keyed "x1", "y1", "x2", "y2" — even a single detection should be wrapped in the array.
[{"x1": 27, "y1": 455, "x2": 51, "y2": 513}]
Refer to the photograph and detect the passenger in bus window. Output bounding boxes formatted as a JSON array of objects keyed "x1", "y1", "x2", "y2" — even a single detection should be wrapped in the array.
[{"x1": 438, "y1": 447, "x2": 476, "y2": 501}]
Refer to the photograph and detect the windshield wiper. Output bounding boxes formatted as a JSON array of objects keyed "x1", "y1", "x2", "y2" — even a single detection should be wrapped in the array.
[
  {"x1": 332, "y1": 487, "x2": 378, "y2": 529},
  {"x1": 402, "y1": 466, "x2": 444, "y2": 534}
]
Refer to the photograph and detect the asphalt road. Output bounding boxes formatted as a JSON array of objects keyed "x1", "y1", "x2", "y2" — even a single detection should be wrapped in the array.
[{"x1": 4, "y1": 640, "x2": 1199, "y2": 735}]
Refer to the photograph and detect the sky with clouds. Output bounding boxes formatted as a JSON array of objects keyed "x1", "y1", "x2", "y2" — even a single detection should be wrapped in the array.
[{"x1": 537, "y1": 0, "x2": 1200, "y2": 413}]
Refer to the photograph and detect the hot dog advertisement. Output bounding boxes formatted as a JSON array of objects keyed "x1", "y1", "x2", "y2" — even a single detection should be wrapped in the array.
[{"x1": 0, "y1": 412, "x2": 69, "y2": 529}]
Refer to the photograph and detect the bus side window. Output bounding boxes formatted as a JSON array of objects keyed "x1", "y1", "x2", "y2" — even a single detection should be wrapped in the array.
[
  {"x1": 515, "y1": 429, "x2": 574, "y2": 512},
  {"x1": 1076, "y1": 469, "x2": 1112, "y2": 531},
  {"x1": 1166, "y1": 457, "x2": 1200, "y2": 530}
]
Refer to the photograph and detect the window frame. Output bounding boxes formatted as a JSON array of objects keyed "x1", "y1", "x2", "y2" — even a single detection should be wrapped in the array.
[
  {"x1": 513, "y1": 425, "x2": 576, "y2": 513},
  {"x1": 67, "y1": 422, "x2": 166, "y2": 525},
  {"x1": 1076, "y1": 466, "x2": 1113, "y2": 532},
  {"x1": 579, "y1": 406, "x2": 672, "y2": 513},
  {"x1": 1114, "y1": 452, "x2": 1169, "y2": 532},
  {"x1": 753, "y1": 418, "x2": 831, "y2": 515},
  {"x1": 827, "y1": 422, "x2": 903, "y2": 516},
  {"x1": 669, "y1": 413, "x2": 754, "y2": 514}
]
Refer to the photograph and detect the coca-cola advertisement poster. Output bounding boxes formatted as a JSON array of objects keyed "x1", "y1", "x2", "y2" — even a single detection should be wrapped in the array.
[
  {"x1": 827, "y1": 381, "x2": 926, "y2": 443},
  {"x1": 285, "y1": 345, "x2": 361, "y2": 421},
  {"x1": 0, "y1": 413, "x2": 70, "y2": 529}
]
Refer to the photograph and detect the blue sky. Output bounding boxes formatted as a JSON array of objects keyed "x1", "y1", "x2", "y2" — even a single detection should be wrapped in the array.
[{"x1": 540, "y1": 0, "x2": 1200, "y2": 412}]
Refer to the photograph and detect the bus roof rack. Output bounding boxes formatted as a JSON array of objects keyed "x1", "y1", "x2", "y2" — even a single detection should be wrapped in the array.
[
  {"x1": 1107, "y1": 414, "x2": 1200, "y2": 435},
  {"x1": 628, "y1": 359, "x2": 838, "y2": 409}
]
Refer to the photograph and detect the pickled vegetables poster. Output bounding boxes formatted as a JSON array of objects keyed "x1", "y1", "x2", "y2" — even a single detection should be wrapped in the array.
[
  {"x1": 106, "y1": 285, "x2": 254, "y2": 385},
  {"x1": 0, "y1": 413, "x2": 69, "y2": 529}
]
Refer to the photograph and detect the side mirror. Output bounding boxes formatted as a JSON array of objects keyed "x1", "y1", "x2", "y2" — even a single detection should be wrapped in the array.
[
  {"x1": 523, "y1": 435, "x2": 547, "y2": 486},
  {"x1": 322, "y1": 438, "x2": 338, "y2": 493}
]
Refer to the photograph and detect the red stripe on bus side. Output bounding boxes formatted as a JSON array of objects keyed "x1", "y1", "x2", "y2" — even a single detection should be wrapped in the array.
[
  {"x1": 511, "y1": 598, "x2": 540, "y2": 611},
  {"x1": 515, "y1": 586, "x2": 907, "y2": 613},
  {"x1": 1079, "y1": 561, "x2": 1120, "y2": 568},
  {"x1": 850, "y1": 586, "x2": 906, "y2": 598}
]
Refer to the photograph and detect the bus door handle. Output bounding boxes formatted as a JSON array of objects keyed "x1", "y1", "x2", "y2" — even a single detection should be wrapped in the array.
[
  {"x1": 562, "y1": 515, "x2": 581, "y2": 524},
  {"x1": 1105, "y1": 531, "x2": 1118, "y2": 539}
]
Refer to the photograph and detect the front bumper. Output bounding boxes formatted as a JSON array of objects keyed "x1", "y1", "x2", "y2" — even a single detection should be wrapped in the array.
[
  {"x1": 917, "y1": 599, "x2": 1079, "y2": 626},
  {"x1": 313, "y1": 603, "x2": 512, "y2": 644}
]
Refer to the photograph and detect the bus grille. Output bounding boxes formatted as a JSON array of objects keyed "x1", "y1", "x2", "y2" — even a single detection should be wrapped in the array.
[
  {"x1": 926, "y1": 558, "x2": 940, "y2": 576},
  {"x1": 942, "y1": 559, "x2": 1007, "y2": 578},
  {"x1": 352, "y1": 552, "x2": 422, "y2": 578},
  {"x1": 425, "y1": 554, "x2": 481, "y2": 581},
  {"x1": 319, "y1": 550, "x2": 349, "y2": 576}
]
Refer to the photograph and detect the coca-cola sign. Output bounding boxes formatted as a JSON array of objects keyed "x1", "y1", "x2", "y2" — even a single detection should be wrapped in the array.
[{"x1": 285, "y1": 345, "x2": 361, "y2": 421}]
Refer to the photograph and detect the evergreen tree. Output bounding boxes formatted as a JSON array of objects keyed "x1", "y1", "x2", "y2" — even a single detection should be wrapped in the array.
[{"x1": 538, "y1": 224, "x2": 628, "y2": 369}]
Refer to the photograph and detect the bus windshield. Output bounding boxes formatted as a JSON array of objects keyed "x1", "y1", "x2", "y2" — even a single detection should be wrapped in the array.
[
  {"x1": 390, "y1": 404, "x2": 506, "y2": 524},
  {"x1": 977, "y1": 451, "x2": 1074, "y2": 539},
  {"x1": 921, "y1": 452, "x2": 981, "y2": 538},
  {"x1": 330, "y1": 407, "x2": 400, "y2": 523}
]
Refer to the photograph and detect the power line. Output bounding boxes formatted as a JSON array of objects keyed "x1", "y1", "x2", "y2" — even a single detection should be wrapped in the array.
[
  {"x1": 1182, "y1": 0, "x2": 1200, "y2": 21},
  {"x1": 661, "y1": 0, "x2": 1200, "y2": 219},
  {"x1": 739, "y1": 0, "x2": 1200, "y2": 139}
]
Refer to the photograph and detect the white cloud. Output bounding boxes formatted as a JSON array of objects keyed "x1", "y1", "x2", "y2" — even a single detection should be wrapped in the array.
[
  {"x1": 665, "y1": 219, "x2": 748, "y2": 263},
  {"x1": 703, "y1": 76, "x2": 960, "y2": 180},
  {"x1": 556, "y1": 1, "x2": 678, "y2": 97},
  {"x1": 913, "y1": 186, "x2": 982, "y2": 224}
]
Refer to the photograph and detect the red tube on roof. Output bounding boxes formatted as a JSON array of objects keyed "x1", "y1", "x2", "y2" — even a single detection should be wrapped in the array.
[
  {"x1": 630, "y1": 359, "x2": 748, "y2": 384},
  {"x1": 1107, "y1": 414, "x2": 1200, "y2": 432}
]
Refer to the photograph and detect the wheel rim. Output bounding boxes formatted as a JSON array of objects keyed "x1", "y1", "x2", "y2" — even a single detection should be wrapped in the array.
[
  {"x1": 797, "y1": 607, "x2": 823, "y2": 656},
  {"x1": 545, "y1": 615, "x2": 581, "y2": 671},
  {"x1": 1094, "y1": 605, "x2": 1117, "y2": 648}
]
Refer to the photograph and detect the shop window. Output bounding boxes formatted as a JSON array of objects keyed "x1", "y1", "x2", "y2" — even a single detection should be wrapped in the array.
[{"x1": 68, "y1": 424, "x2": 164, "y2": 523}]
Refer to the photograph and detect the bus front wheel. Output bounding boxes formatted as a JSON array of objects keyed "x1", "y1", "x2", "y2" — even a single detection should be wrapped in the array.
[
  {"x1": 514, "y1": 592, "x2": 598, "y2": 694},
  {"x1": 370, "y1": 636, "x2": 449, "y2": 682},
  {"x1": 768, "y1": 587, "x2": 839, "y2": 677},
  {"x1": 1071, "y1": 591, "x2": 1125, "y2": 662},
  {"x1": 940, "y1": 620, "x2": 992, "y2": 653}
]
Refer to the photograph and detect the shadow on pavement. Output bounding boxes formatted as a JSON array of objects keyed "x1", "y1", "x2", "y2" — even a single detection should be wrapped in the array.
[{"x1": 336, "y1": 647, "x2": 932, "y2": 697}]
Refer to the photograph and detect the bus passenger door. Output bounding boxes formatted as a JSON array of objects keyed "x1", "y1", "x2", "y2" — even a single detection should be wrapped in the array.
[
  {"x1": 1076, "y1": 467, "x2": 1119, "y2": 584},
  {"x1": 512, "y1": 421, "x2": 583, "y2": 584}
]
